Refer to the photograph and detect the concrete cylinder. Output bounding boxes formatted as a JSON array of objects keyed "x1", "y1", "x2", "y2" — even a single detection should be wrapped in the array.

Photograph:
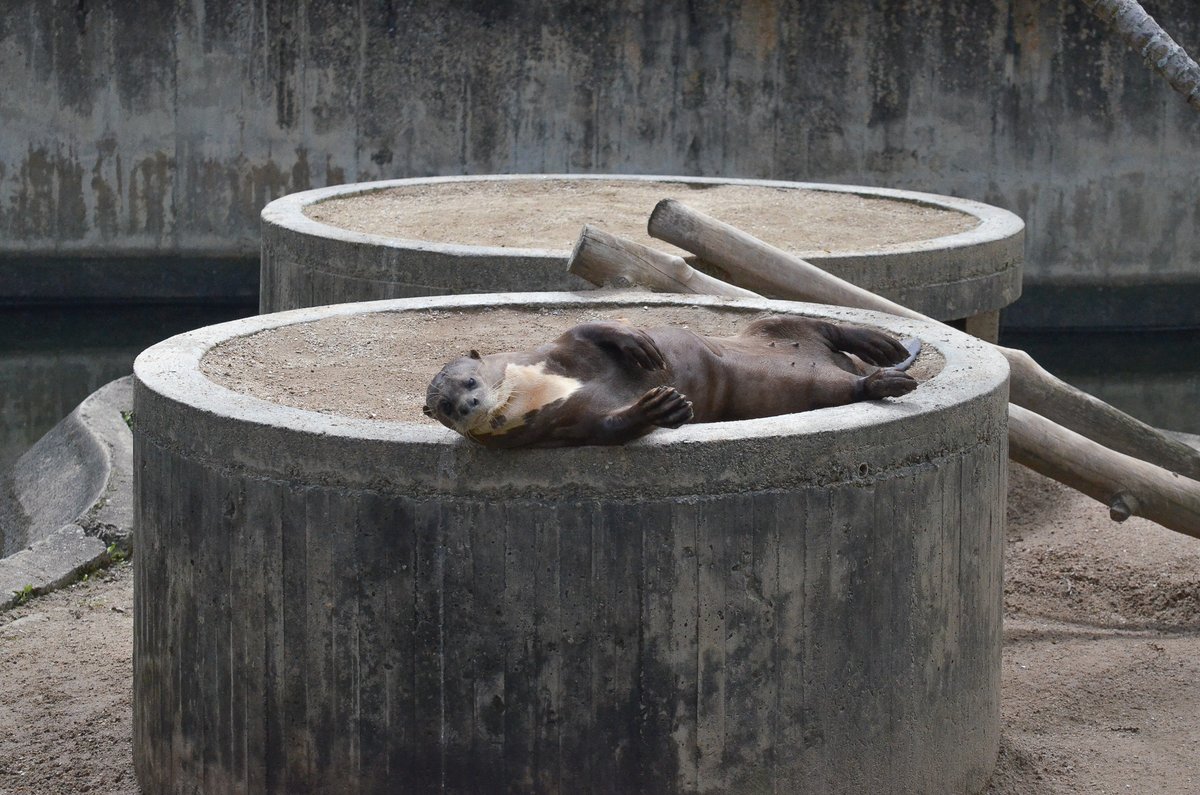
[
  {"x1": 259, "y1": 174, "x2": 1024, "y2": 327},
  {"x1": 133, "y1": 292, "x2": 1008, "y2": 794}
]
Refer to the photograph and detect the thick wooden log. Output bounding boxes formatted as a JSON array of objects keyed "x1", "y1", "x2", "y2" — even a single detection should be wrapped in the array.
[
  {"x1": 648, "y1": 198, "x2": 910, "y2": 313},
  {"x1": 567, "y1": 224, "x2": 758, "y2": 298},
  {"x1": 647, "y1": 198, "x2": 1200, "y2": 483},
  {"x1": 1009, "y1": 404, "x2": 1200, "y2": 538},
  {"x1": 1000, "y1": 345, "x2": 1200, "y2": 482}
]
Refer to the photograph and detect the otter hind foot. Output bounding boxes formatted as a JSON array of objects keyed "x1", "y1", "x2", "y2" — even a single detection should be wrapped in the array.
[
  {"x1": 859, "y1": 368, "x2": 918, "y2": 400},
  {"x1": 835, "y1": 326, "x2": 915, "y2": 367},
  {"x1": 617, "y1": 329, "x2": 667, "y2": 371}
]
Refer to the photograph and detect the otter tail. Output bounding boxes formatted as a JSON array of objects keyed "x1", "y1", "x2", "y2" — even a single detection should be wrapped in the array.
[{"x1": 895, "y1": 338, "x2": 921, "y2": 371}]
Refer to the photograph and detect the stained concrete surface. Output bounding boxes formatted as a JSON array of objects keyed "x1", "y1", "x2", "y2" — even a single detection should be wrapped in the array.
[
  {"x1": 0, "y1": 377, "x2": 132, "y2": 608},
  {"x1": 2, "y1": 0, "x2": 1199, "y2": 322},
  {"x1": 0, "y1": 302, "x2": 256, "y2": 473}
]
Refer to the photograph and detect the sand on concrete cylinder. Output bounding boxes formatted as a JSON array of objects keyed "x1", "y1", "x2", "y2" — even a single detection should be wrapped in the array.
[{"x1": 132, "y1": 292, "x2": 1009, "y2": 794}]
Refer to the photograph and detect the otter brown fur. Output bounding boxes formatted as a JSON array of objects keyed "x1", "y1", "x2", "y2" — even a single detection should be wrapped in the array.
[{"x1": 423, "y1": 316, "x2": 920, "y2": 448}]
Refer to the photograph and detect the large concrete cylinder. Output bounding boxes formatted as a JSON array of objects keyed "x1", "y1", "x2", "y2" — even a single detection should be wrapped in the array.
[
  {"x1": 259, "y1": 175, "x2": 1024, "y2": 330},
  {"x1": 133, "y1": 292, "x2": 1008, "y2": 794}
]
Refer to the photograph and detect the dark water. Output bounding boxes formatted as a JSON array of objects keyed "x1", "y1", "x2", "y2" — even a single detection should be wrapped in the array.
[
  {"x1": 0, "y1": 303, "x2": 256, "y2": 472},
  {"x1": 0, "y1": 306, "x2": 1196, "y2": 473}
]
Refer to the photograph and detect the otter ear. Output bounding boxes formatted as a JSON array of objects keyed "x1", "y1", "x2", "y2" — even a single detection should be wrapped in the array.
[
  {"x1": 469, "y1": 349, "x2": 482, "y2": 360},
  {"x1": 422, "y1": 404, "x2": 434, "y2": 417}
]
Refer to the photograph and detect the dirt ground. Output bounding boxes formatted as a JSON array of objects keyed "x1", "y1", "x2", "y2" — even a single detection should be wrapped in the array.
[
  {"x1": 3, "y1": 462, "x2": 1199, "y2": 794},
  {"x1": 304, "y1": 179, "x2": 977, "y2": 256},
  {"x1": 0, "y1": 564, "x2": 136, "y2": 795}
]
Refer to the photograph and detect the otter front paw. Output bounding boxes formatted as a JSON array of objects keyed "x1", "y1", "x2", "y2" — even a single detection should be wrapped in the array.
[
  {"x1": 860, "y1": 368, "x2": 918, "y2": 400},
  {"x1": 575, "y1": 322, "x2": 666, "y2": 370},
  {"x1": 633, "y1": 386, "x2": 694, "y2": 428}
]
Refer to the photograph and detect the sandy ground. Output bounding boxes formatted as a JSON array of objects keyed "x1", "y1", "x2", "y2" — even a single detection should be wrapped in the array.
[
  {"x1": 0, "y1": 564, "x2": 136, "y2": 795},
  {"x1": 304, "y1": 179, "x2": 977, "y2": 256},
  {"x1": 3, "y1": 462, "x2": 1199, "y2": 794},
  {"x1": 201, "y1": 306, "x2": 943, "y2": 423}
]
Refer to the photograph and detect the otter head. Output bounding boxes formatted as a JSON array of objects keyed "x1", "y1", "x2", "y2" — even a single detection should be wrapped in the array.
[{"x1": 423, "y1": 350, "x2": 501, "y2": 435}]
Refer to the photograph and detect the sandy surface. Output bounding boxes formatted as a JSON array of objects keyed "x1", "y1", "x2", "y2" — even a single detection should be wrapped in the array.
[
  {"x1": 200, "y1": 306, "x2": 943, "y2": 421},
  {"x1": 3, "y1": 463, "x2": 1199, "y2": 794},
  {"x1": 0, "y1": 564, "x2": 136, "y2": 795},
  {"x1": 303, "y1": 180, "x2": 978, "y2": 256}
]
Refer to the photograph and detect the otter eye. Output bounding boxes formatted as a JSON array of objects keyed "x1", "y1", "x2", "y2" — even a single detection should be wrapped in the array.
[{"x1": 465, "y1": 378, "x2": 477, "y2": 389}]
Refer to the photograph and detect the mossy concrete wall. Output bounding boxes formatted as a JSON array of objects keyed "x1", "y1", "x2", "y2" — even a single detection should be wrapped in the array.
[{"x1": 3, "y1": 0, "x2": 1199, "y2": 316}]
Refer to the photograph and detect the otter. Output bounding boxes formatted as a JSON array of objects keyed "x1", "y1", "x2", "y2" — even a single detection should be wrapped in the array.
[{"x1": 423, "y1": 316, "x2": 920, "y2": 448}]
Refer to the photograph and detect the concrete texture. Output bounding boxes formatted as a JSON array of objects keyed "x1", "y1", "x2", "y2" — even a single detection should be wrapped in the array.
[
  {"x1": 260, "y1": 174, "x2": 1024, "y2": 324},
  {"x1": 2, "y1": 0, "x2": 1198, "y2": 320},
  {"x1": 0, "y1": 377, "x2": 133, "y2": 608},
  {"x1": 133, "y1": 292, "x2": 1009, "y2": 793}
]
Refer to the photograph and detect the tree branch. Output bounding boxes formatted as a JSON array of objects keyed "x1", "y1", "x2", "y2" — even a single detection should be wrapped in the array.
[{"x1": 1081, "y1": 0, "x2": 1200, "y2": 111}]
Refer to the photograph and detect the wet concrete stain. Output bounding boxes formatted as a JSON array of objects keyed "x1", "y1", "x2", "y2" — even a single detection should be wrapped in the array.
[
  {"x1": 11, "y1": 147, "x2": 87, "y2": 241},
  {"x1": 127, "y1": 152, "x2": 172, "y2": 239},
  {"x1": 91, "y1": 137, "x2": 122, "y2": 240}
]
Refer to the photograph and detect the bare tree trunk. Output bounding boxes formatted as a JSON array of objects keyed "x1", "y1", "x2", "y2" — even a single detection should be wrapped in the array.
[{"x1": 1081, "y1": 0, "x2": 1200, "y2": 111}]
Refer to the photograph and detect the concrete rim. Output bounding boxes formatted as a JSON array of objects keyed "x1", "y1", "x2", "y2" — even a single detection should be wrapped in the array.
[
  {"x1": 134, "y1": 292, "x2": 1009, "y2": 499},
  {"x1": 0, "y1": 377, "x2": 132, "y2": 608},
  {"x1": 262, "y1": 173, "x2": 1025, "y2": 264}
]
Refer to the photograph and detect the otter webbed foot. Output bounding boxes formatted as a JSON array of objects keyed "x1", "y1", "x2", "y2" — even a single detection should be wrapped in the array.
[
  {"x1": 858, "y1": 368, "x2": 918, "y2": 400},
  {"x1": 831, "y1": 325, "x2": 913, "y2": 367}
]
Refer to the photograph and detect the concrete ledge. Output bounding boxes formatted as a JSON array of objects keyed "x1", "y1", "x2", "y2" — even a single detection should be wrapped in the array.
[
  {"x1": 260, "y1": 174, "x2": 1025, "y2": 321},
  {"x1": 0, "y1": 524, "x2": 107, "y2": 607},
  {"x1": 0, "y1": 377, "x2": 133, "y2": 608}
]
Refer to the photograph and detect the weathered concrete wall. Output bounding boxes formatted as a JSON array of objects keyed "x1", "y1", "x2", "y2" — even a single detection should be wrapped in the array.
[{"x1": 2, "y1": 1, "x2": 1198, "y2": 297}]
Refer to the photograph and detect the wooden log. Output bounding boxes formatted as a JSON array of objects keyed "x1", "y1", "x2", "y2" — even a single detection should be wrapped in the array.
[
  {"x1": 1000, "y1": 345, "x2": 1200, "y2": 481},
  {"x1": 647, "y1": 198, "x2": 1200, "y2": 483},
  {"x1": 567, "y1": 224, "x2": 758, "y2": 298},
  {"x1": 648, "y1": 198, "x2": 907, "y2": 313},
  {"x1": 1009, "y1": 404, "x2": 1200, "y2": 539}
]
